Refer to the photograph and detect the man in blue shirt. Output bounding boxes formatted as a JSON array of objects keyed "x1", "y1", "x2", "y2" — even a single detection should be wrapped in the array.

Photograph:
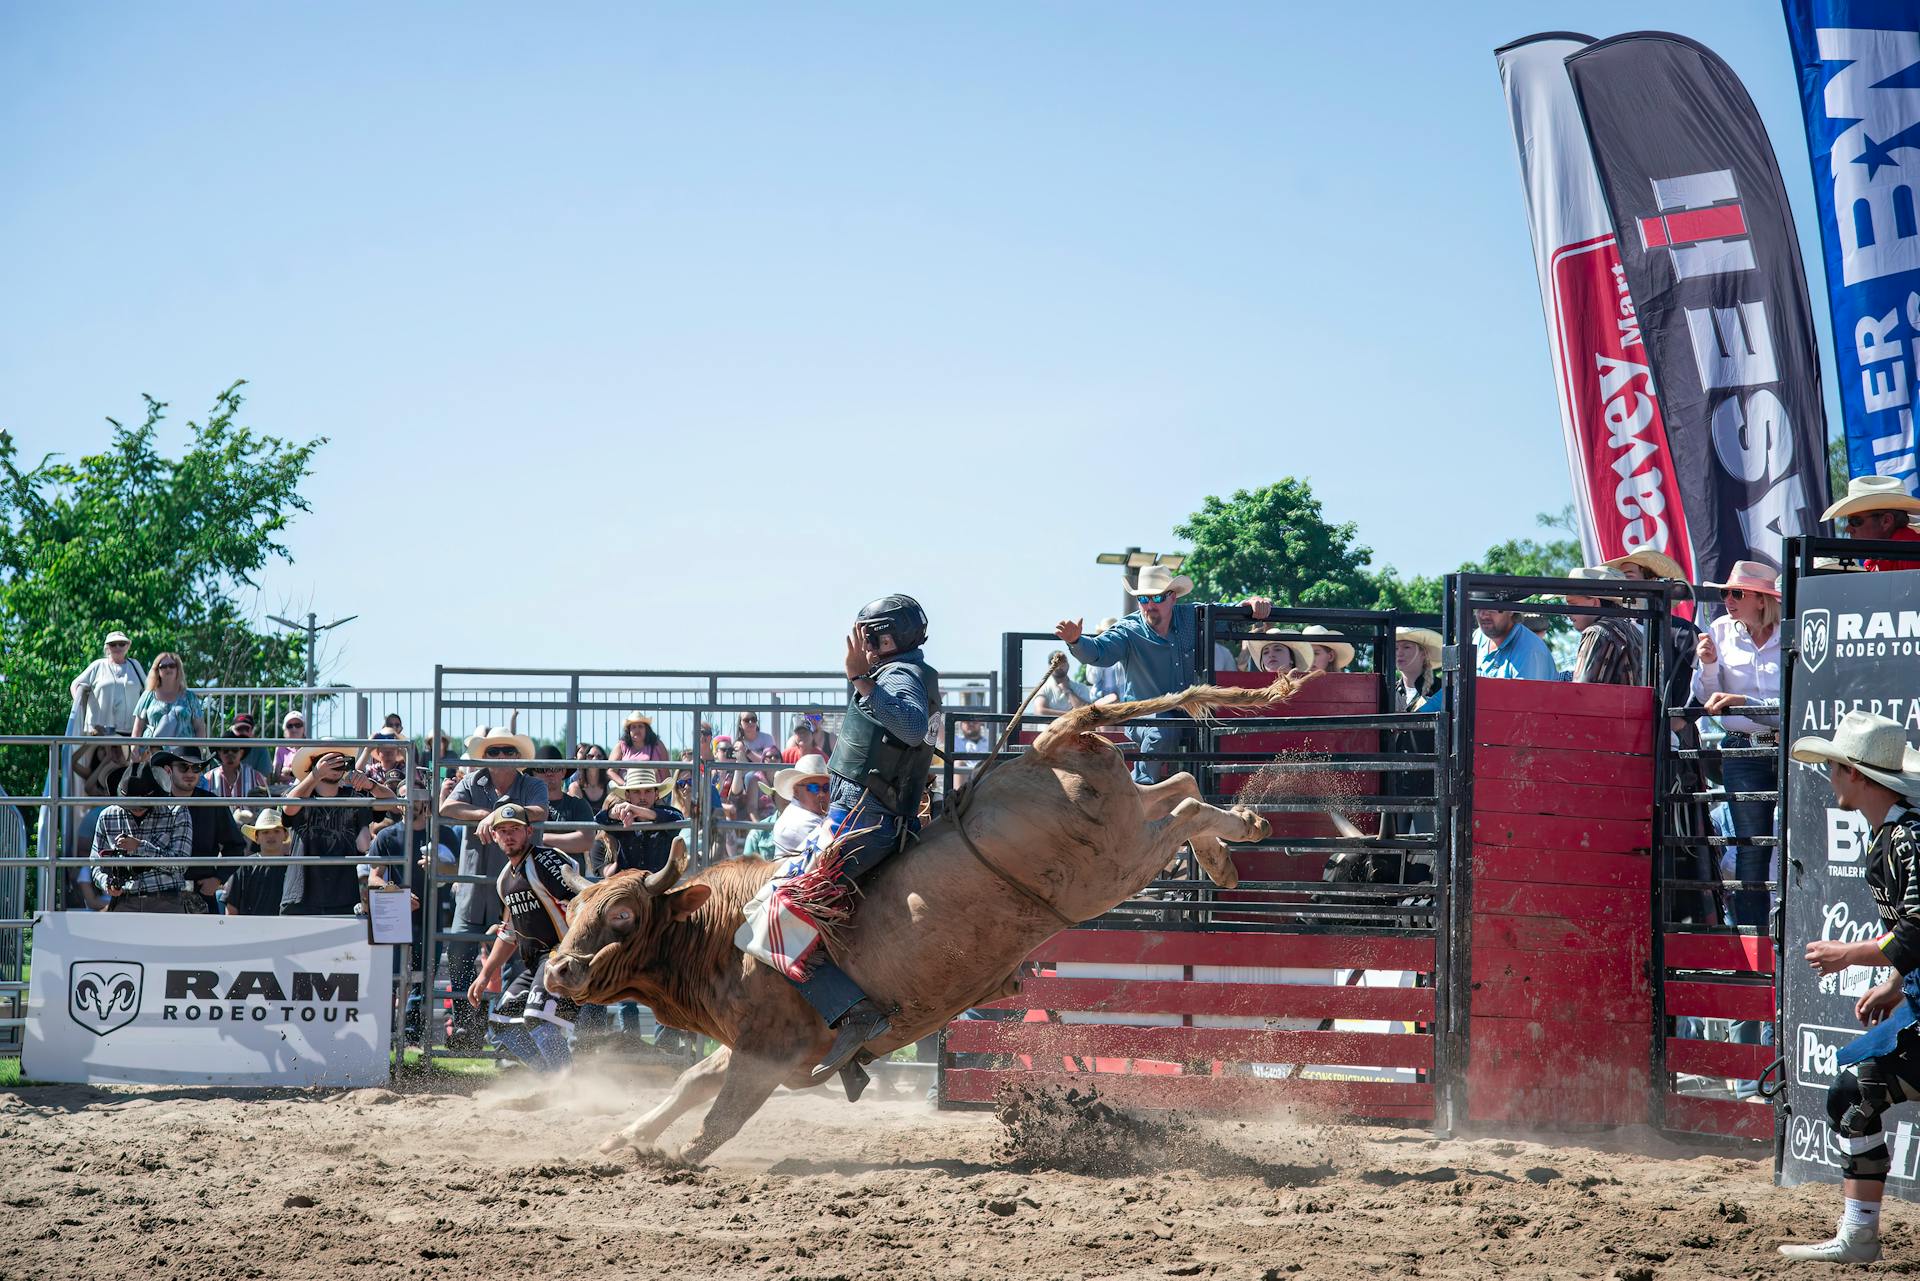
[
  {"x1": 1055, "y1": 566, "x2": 1270, "y2": 782},
  {"x1": 1475, "y1": 602, "x2": 1558, "y2": 681}
]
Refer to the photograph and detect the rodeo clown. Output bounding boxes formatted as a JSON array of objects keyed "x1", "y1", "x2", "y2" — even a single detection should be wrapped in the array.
[
  {"x1": 1784, "y1": 710, "x2": 1920, "y2": 1264},
  {"x1": 467, "y1": 802, "x2": 593, "y2": 1073},
  {"x1": 737, "y1": 594, "x2": 939, "y2": 1095}
]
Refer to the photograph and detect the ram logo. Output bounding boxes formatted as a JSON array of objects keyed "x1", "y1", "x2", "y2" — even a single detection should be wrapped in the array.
[
  {"x1": 68, "y1": 961, "x2": 143, "y2": 1036},
  {"x1": 1801, "y1": 608, "x2": 1831, "y2": 673}
]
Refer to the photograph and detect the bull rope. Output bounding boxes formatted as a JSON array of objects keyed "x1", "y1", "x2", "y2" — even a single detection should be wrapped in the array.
[{"x1": 945, "y1": 670, "x2": 1083, "y2": 928}]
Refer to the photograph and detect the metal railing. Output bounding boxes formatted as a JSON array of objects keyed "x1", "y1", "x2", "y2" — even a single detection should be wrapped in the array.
[{"x1": 0, "y1": 734, "x2": 416, "y2": 1059}]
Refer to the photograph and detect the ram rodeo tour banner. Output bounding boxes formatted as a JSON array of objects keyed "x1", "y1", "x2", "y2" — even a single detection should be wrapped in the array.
[{"x1": 24, "y1": 913, "x2": 394, "y2": 1087}]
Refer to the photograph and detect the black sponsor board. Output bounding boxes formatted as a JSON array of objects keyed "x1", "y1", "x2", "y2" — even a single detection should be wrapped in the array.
[{"x1": 1781, "y1": 568, "x2": 1920, "y2": 1188}]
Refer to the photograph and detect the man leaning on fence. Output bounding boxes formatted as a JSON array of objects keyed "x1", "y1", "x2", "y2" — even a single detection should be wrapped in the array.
[
  {"x1": 1055, "y1": 566, "x2": 1271, "y2": 783},
  {"x1": 1781, "y1": 711, "x2": 1920, "y2": 1264},
  {"x1": 1474, "y1": 595, "x2": 1557, "y2": 681},
  {"x1": 89, "y1": 763, "x2": 200, "y2": 914}
]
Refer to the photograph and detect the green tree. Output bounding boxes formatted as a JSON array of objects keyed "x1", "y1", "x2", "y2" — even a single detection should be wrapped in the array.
[
  {"x1": 1173, "y1": 479, "x2": 1382, "y2": 609},
  {"x1": 1459, "y1": 506, "x2": 1583, "y2": 579},
  {"x1": 0, "y1": 382, "x2": 325, "y2": 799}
]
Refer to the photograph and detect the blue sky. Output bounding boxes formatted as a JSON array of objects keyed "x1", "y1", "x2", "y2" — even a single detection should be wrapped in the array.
[{"x1": 0, "y1": 2, "x2": 1834, "y2": 686}]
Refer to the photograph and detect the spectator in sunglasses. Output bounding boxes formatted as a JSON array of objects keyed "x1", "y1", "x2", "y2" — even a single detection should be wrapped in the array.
[
  {"x1": 1822, "y1": 475, "x2": 1920, "y2": 572},
  {"x1": 70, "y1": 630, "x2": 146, "y2": 736},
  {"x1": 1053, "y1": 565, "x2": 1270, "y2": 783},
  {"x1": 271, "y1": 709, "x2": 309, "y2": 784},
  {"x1": 770, "y1": 754, "x2": 832, "y2": 857},
  {"x1": 131, "y1": 651, "x2": 206, "y2": 742}
]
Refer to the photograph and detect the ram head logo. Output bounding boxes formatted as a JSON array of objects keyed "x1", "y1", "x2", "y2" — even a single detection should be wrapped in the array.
[
  {"x1": 1801, "y1": 608, "x2": 1831, "y2": 674},
  {"x1": 68, "y1": 961, "x2": 143, "y2": 1036}
]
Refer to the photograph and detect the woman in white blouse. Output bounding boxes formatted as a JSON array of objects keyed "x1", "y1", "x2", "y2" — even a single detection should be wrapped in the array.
[{"x1": 1689, "y1": 559, "x2": 1783, "y2": 929}]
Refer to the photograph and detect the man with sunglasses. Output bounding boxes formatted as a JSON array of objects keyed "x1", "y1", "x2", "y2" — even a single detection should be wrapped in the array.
[
  {"x1": 1055, "y1": 565, "x2": 1271, "y2": 783},
  {"x1": 154, "y1": 745, "x2": 246, "y2": 911},
  {"x1": 1823, "y1": 475, "x2": 1920, "y2": 572},
  {"x1": 770, "y1": 753, "x2": 832, "y2": 856},
  {"x1": 70, "y1": 630, "x2": 146, "y2": 736}
]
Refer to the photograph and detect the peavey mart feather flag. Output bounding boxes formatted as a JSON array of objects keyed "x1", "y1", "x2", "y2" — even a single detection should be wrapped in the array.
[
  {"x1": 1496, "y1": 33, "x2": 1695, "y2": 579},
  {"x1": 1568, "y1": 32, "x2": 1831, "y2": 579},
  {"x1": 1781, "y1": 1, "x2": 1920, "y2": 494}
]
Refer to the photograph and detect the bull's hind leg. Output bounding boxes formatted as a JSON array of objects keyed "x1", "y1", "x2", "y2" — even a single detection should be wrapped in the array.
[
  {"x1": 673, "y1": 1048, "x2": 798, "y2": 1166},
  {"x1": 1150, "y1": 797, "x2": 1270, "y2": 889},
  {"x1": 1135, "y1": 771, "x2": 1202, "y2": 821},
  {"x1": 602, "y1": 1046, "x2": 731, "y2": 1155}
]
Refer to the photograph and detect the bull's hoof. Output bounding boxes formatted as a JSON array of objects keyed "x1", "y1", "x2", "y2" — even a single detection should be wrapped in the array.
[
  {"x1": 1233, "y1": 807, "x2": 1270, "y2": 839},
  {"x1": 600, "y1": 1130, "x2": 644, "y2": 1157},
  {"x1": 664, "y1": 1142, "x2": 708, "y2": 1169}
]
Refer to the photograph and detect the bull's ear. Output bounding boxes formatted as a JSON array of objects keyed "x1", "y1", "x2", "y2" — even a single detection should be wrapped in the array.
[{"x1": 665, "y1": 883, "x2": 711, "y2": 922}]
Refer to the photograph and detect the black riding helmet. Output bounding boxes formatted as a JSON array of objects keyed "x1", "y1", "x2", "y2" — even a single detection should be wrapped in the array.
[{"x1": 856, "y1": 594, "x2": 928, "y2": 653}]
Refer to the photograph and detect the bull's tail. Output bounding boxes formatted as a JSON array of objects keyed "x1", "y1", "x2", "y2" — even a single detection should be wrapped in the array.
[{"x1": 1031, "y1": 671, "x2": 1310, "y2": 757}]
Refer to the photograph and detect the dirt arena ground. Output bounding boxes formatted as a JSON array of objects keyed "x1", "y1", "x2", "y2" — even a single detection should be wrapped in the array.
[{"x1": 0, "y1": 1065, "x2": 1898, "y2": 1281}]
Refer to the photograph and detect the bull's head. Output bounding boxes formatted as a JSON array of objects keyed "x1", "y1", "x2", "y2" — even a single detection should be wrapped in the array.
[{"x1": 543, "y1": 850, "x2": 711, "y2": 1005}]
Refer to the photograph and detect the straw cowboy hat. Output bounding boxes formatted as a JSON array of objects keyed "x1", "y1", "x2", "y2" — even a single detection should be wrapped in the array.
[
  {"x1": 1792, "y1": 710, "x2": 1920, "y2": 800},
  {"x1": 608, "y1": 766, "x2": 674, "y2": 799},
  {"x1": 241, "y1": 808, "x2": 289, "y2": 842},
  {"x1": 1604, "y1": 547, "x2": 1687, "y2": 582},
  {"x1": 621, "y1": 710, "x2": 654, "y2": 729},
  {"x1": 1702, "y1": 559, "x2": 1781, "y2": 597},
  {"x1": 773, "y1": 753, "x2": 830, "y2": 803},
  {"x1": 1560, "y1": 565, "x2": 1634, "y2": 599},
  {"x1": 1127, "y1": 565, "x2": 1192, "y2": 599},
  {"x1": 1822, "y1": 474, "x2": 1920, "y2": 523},
  {"x1": 1240, "y1": 628, "x2": 1313, "y2": 671},
  {"x1": 1301, "y1": 625, "x2": 1355, "y2": 671},
  {"x1": 1396, "y1": 627, "x2": 1444, "y2": 671},
  {"x1": 289, "y1": 743, "x2": 357, "y2": 778},
  {"x1": 465, "y1": 726, "x2": 536, "y2": 762}
]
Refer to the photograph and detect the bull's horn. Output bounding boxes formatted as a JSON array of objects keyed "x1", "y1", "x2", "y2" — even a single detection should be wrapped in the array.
[
  {"x1": 643, "y1": 846, "x2": 687, "y2": 895},
  {"x1": 558, "y1": 862, "x2": 597, "y2": 896}
]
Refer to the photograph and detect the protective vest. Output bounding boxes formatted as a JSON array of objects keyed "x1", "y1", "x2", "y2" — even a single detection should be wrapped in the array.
[{"x1": 829, "y1": 656, "x2": 940, "y2": 817}]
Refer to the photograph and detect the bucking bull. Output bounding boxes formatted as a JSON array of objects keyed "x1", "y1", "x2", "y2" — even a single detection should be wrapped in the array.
[{"x1": 542, "y1": 674, "x2": 1297, "y2": 1163}]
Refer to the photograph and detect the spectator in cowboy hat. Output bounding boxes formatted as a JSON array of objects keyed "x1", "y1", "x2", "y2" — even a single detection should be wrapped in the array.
[
  {"x1": 771, "y1": 753, "x2": 832, "y2": 857},
  {"x1": 1823, "y1": 475, "x2": 1920, "y2": 572},
  {"x1": 224, "y1": 808, "x2": 299, "y2": 916},
  {"x1": 1241, "y1": 628, "x2": 1310, "y2": 676},
  {"x1": 1475, "y1": 593, "x2": 1558, "y2": 681},
  {"x1": 1691, "y1": 559, "x2": 1783, "y2": 945},
  {"x1": 1604, "y1": 547, "x2": 1705, "y2": 722},
  {"x1": 1562, "y1": 566, "x2": 1645, "y2": 686},
  {"x1": 153, "y1": 744, "x2": 245, "y2": 910},
  {"x1": 89, "y1": 762, "x2": 198, "y2": 912},
  {"x1": 1300, "y1": 625, "x2": 1355, "y2": 674},
  {"x1": 1780, "y1": 711, "x2": 1920, "y2": 1264},
  {"x1": 1395, "y1": 627, "x2": 1444, "y2": 712},
  {"x1": 1055, "y1": 565, "x2": 1271, "y2": 782},
  {"x1": 595, "y1": 767, "x2": 685, "y2": 876},
  {"x1": 279, "y1": 742, "x2": 386, "y2": 915},
  {"x1": 613, "y1": 710, "x2": 669, "y2": 763},
  {"x1": 69, "y1": 629, "x2": 146, "y2": 736}
]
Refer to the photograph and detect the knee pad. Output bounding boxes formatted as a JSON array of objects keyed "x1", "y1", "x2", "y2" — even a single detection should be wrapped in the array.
[
  {"x1": 1829, "y1": 1071, "x2": 1894, "y2": 1181},
  {"x1": 1830, "y1": 1073, "x2": 1872, "y2": 1135}
]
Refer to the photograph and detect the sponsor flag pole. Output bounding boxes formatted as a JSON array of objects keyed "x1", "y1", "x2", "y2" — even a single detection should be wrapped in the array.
[
  {"x1": 1567, "y1": 33, "x2": 1833, "y2": 581},
  {"x1": 1496, "y1": 33, "x2": 1697, "y2": 581},
  {"x1": 1780, "y1": 1, "x2": 1920, "y2": 494}
]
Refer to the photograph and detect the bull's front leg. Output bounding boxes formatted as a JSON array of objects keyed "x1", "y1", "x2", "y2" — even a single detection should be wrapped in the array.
[
  {"x1": 672, "y1": 1047, "x2": 800, "y2": 1167},
  {"x1": 1135, "y1": 771, "x2": 1202, "y2": 821},
  {"x1": 1150, "y1": 797, "x2": 1269, "y2": 889},
  {"x1": 602, "y1": 1045, "x2": 731, "y2": 1156}
]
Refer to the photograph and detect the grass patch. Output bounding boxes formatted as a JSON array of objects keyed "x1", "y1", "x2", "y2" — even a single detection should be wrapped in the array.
[{"x1": 397, "y1": 1048, "x2": 501, "y2": 1078}]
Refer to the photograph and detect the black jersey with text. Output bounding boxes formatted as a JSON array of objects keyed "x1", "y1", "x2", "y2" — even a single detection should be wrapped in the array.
[{"x1": 495, "y1": 845, "x2": 582, "y2": 959}]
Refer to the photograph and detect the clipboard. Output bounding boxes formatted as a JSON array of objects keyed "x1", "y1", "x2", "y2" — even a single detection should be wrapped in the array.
[{"x1": 366, "y1": 885, "x2": 414, "y2": 945}]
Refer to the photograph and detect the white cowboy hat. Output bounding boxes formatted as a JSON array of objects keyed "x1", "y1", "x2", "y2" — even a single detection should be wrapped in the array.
[
  {"x1": 621, "y1": 710, "x2": 654, "y2": 728},
  {"x1": 1604, "y1": 547, "x2": 1687, "y2": 582},
  {"x1": 773, "y1": 753, "x2": 830, "y2": 803},
  {"x1": 1126, "y1": 564, "x2": 1193, "y2": 599},
  {"x1": 1301, "y1": 625, "x2": 1355, "y2": 671},
  {"x1": 465, "y1": 726, "x2": 536, "y2": 762},
  {"x1": 1791, "y1": 711, "x2": 1920, "y2": 800},
  {"x1": 1396, "y1": 627, "x2": 1444, "y2": 669},
  {"x1": 1821, "y1": 475, "x2": 1920, "y2": 523},
  {"x1": 241, "y1": 808, "x2": 290, "y2": 842},
  {"x1": 103, "y1": 630, "x2": 131, "y2": 646},
  {"x1": 1559, "y1": 565, "x2": 1634, "y2": 601},
  {"x1": 608, "y1": 766, "x2": 674, "y2": 799},
  {"x1": 1701, "y1": 560, "x2": 1781, "y2": 597},
  {"x1": 1240, "y1": 628, "x2": 1313, "y2": 671},
  {"x1": 289, "y1": 744, "x2": 356, "y2": 778}
]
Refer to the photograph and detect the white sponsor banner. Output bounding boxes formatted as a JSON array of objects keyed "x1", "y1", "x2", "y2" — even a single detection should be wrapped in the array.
[{"x1": 24, "y1": 913, "x2": 392, "y2": 1087}]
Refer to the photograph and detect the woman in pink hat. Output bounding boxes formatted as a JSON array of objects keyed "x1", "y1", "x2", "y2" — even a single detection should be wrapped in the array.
[{"x1": 1691, "y1": 559, "x2": 1783, "y2": 1091}]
